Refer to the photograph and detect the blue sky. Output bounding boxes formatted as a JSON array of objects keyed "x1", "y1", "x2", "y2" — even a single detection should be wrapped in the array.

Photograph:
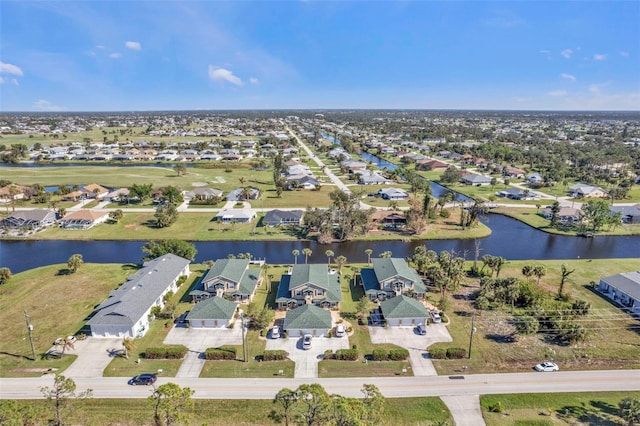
[{"x1": 1, "y1": 1, "x2": 639, "y2": 111}]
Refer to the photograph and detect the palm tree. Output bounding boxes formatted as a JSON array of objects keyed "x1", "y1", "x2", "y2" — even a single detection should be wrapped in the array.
[
  {"x1": 325, "y1": 250, "x2": 334, "y2": 267},
  {"x1": 521, "y1": 264, "x2": 534, "y2": 281},
  {"x1": 67, "y1": 254, "x2": 84, "y2": 273},
  {"x1": 533, "y1": 265, "x2": 546, "y2": 285},
  {"x1": 558, "y1": 264, "x2": 575, "y2": 298},
  {"x1": 379, "y1": 251, "x2": 392, "y2": 258},
  {"x1": 336, "y1": 255, "x2": 347, "y2": 274},
  {"x1": 365, "y1": 249, "x2": 373, "y2": 265},
  {"x1": 292, "y1": 249, "x2": 300, "y2": 264},
  {"x1": 302, "y1": 248, "x2": 312, "y2": 264},
  {"x1": 122, "y1": 337, "x2": 135, "y2": 359}
]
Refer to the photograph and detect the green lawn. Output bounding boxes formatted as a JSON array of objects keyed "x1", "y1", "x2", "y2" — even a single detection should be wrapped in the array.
[{"x1": 481, "y1": 391, "x2": 640, "y2": 426}]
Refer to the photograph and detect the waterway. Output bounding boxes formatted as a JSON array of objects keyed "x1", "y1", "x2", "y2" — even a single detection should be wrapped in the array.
[{"x1": 1, "y1": 215, "x2": 639, "y2": 274}]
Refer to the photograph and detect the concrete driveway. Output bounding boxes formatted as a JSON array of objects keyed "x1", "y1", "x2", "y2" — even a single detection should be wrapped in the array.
[
  {"x1": 59, "y1": 337, "x2": 124, "y2": 378},
  {"x1": 369, "y1": 324, "x2": 452, "y2": 376},
  {"x1": 265, "y1": 335, "x2": 350, "y2": 378},
  {"x1": 164, "y1": 322, "x2": 243, "y2": 351}
]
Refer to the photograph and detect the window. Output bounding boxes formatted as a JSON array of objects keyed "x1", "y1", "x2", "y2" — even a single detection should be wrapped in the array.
[
  {"x1": 295, "y1": 290, "x2": 302, "y2": 296},
  {"x1": 316, "y1": 290, "x2": 323, "y2": 296},
  {"x1": 228, "y1": 282, "x2": 235, "y2": 289}
]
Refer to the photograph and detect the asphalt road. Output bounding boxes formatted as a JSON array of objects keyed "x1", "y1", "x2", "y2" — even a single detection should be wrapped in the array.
[{"x1": 3, "y1": 370, "x2": 639, "y2": 400}]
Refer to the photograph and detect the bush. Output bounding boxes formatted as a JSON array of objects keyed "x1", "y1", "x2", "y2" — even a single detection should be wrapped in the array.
[
  {"x1": 205, "y1": 347, "x2": 237, "y2": 360},
  {"x1": 488, "y1": 402, "x2": 503, "y2": 413},
  {"x1": 334, "y1": 348, "x2": 358, "y2": 361},
  {"x1": 446, "y1": 348, "x2": 467, "y2": 359},
  {"x1": 372, "y1": 349, "x2": 389, "y2": 361},
  {"x1": 263, "y1": 350, "x2": 288, "y2": 361},
  {"x1": 429, "y1": 348, "x2": 447, "y2": 359},
  {"x1": 144, "y1": 345, "x2": 188, "y2": 359},
  {"x1": 388, "y1": 348, "x2": 409, "y2": 361}
]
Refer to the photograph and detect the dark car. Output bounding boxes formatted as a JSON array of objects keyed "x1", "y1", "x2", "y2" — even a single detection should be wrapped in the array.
[
  {"x1": 129, "y1": 373, "x2": 157, "y2": 385},
  {"x1": 416, "y1": 324, "x2": 427, "y2": 335}
]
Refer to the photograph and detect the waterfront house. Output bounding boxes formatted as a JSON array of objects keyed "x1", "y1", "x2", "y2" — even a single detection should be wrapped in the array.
[
  {"x1": 0, "y1": 209, "x2": 56, "y2": 230},
  {"x1": 283, "y1": 304, "x2": 332, "y2": 337},
  {"x1": 189, "y1": 258, "x2": 261, "y2": 303},
  {"x1": 186, "y1": 296, "x2": 239, "y2": 328},
  {"x1": 276, "y1": 264, "x2": 342, "y2": 310},
  {"x1": 597, "y1": 271, "x2": 640, "y2": 315},
  {"x1": 569, "y1": 184, "x2": 608, "y2": 199},
  {"x1": 360, "y1": 258, "x2": 427, "y2": 301},
  {"x1": 263, "y1": 209, "x2": 304, "y2": 227},
  {"x1": 378, "y1": 295, "x2": 429, "y2": 327},
  {"x1": 377, "y1": 188, "x2": 409, "y2": 200},
  {"x1": 213, "y1": 209, "x2": 256, "y2": 223},
  {"x1": 610, "y1": 204, "x2": 640, "y2": 224},
  {"x1": 461, "y1": 173, "x2": 492, "y2": 186},
  {"x1": 59, "y1": 209, "x2": 110, "y2": 229}
]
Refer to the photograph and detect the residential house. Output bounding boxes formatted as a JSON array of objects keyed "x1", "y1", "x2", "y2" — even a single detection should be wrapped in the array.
[
  {"x1": 87, "y1": 254, "x2": 191, "y2": 338},
  {"x1": 370, "y1": 210, "x2": 407, "y2": 229},
  {"x1": 360, "y1": 258, "x2": 427, "y2": 301},
  {"x1": 276, "y1": 264, "x2": 342, "y2": 310},
  {"x1": 263, "y1": 209, "x2": 304, "y2": 227},
  {"x1": 378, "y1": 295, "x2": 429, "y2": 327},
  {"x1": 416, "y1": 159, "x2": 449, "y2": 171},
  {"x1": 569, "y1": 184, "x2": 608, "y2": 199},
  {"x1": 0, "y1": 209, "x2": 56, "y2": 230},
  {"x1": 503, "y1": 166, "x2": 526, "y2": 179},
  {"x1": 527, "y1": 172, "x2": 544, "y2": 184},
  {"x1": 59, "y1": 210, "x2": 110, "y2": 229},
  {"x1": 610, "y1": 204, "x2": 640, "y2": 224},
  {"x1": 461, "y1": 173, "x2": 492, "y2": 186},
  {"x1": 184, "y1": 188, "x2": 223, "y2": 200},
  {"x1": 185, "y1": 297, "x2": 238, "y2": 328},
  {"x1": 214, "y1": 209, "x2": 256, "y2": 223},
  {"x1": 226, "y1": 187, "x2": 260, "y2": 201},
  {"x1": 283, "y1": 304, "x2": 332, "y2": 337},
  {"x1": 358, "y1": 171, "x2": 388, "y2": 185},
  {"x1": 377, "y1": 188, "x2": 409, "y2": 200},
  {"x1": 541, "y1": 206, "x2": 582, "y2": 224},
  {"x1": 286, "y1": 174, "x2": 319, "y2": 190},
  {"x1": 189, "y1": 258, "x2": 261, "y2": 303},
  {"x1": 496, "y1": 188, "x2": 537, "y2": 200},
  {"x1": 104, "y1": 188, "x2": 130, "y2": 202},
  {"x1": 0, "y1": 184, "x2": 28, "y2": 203},
  {"x1": 597, "y1": 271, "x2": 640, "y2": 314}
]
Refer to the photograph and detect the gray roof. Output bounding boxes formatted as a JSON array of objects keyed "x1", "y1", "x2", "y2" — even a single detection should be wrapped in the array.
[
  {"x1": 1, "y1": 209, "x2": 55, "y2": 222},
  {"x1": 263, "y1": 209, "x2": 303, "y2": 226},
  {"x1": 280, "y1": 264, "x2": 341, "y2": 302},
  {"x1": 610, "y1": 204, "x2": 640, "y2": 217},
  {"x1": 462, "y1": 173, "x2": 492, "y2": 184},
  {"x1": 601, "y1": 271, "x2": 640, "y2": 301},
  {"x1": 371, "y1": 258, "x2": 426, "y2": 292},
  {"x1": 87, "y1": 254, "x2": 190, "y2": 327},
  {"x1": 283, "y1": 304, "x2": 332, "y2": 330},
  {"x1": 380, "y1": 295, "x2": 428, "y2": 319},
  {"x1": 187, "y1": 297, "x2": 237, "y2": 320},
  {"x1": 202, "y1": 259, "x2": 260, "y2": 296}
]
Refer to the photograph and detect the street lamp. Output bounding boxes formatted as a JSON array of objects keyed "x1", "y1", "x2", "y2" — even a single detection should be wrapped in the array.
[
  {"x1": 468, "y1": 314, "x2": 477, "y2": 359},
  {"x1": 239, "y1": 309, "x2": 248, "y2": 363}
]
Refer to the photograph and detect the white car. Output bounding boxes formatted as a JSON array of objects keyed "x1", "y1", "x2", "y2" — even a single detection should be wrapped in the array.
[
  {"x1": 335, "y1": 324, "x2": 346, "y2": 337},
  {"x1": 430, "y1": 310, "x2": 442, "y2": 323},
  {"x1": 271, "y1": 325, "x2": 280, "y2": 339},
  {"x1": 534, "y1": 362, "x2": 559, "y2": 372},
  {"x1": 302, "y1": 334, "x2": 312, "y2": 350}
]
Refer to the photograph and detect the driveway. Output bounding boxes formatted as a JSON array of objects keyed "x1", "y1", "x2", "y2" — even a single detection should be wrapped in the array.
[
  {"x1": 265, "y1": 335, "x2": 350, "y2": 378},
  {"x1": 164, "y1": 322, "x2": 243, "y2": 351},
  {"x1": 59, "y1": 337, "x2": 124, "y2": 378},
  {"x1": 369, "y1": 324, "x2": 452, "y2": 376}
]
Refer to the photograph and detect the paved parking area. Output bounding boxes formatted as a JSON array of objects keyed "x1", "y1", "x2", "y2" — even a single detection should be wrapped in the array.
[
  {"x1": 369, "y1": 324, "x2": 452, "y2": 376},
  {"x1": 265, "y1": 335, "x2": 350, "y2": 378},
  {"x1": 164, "y1": 322, "x2": 243, "y2": 351},
  {"x1": 60, "y1": 338, "x2": 124, "y2": 378}
]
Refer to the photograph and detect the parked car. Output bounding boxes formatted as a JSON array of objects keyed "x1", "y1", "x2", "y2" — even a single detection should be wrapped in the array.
[
  {"x1": 271, "y1": 325, "x2": 280, "y2": 339},
  {"x1": 129, "y1": 373, "x2": 157, "y2": 385},
  {"x1": 430, "y1": 310, "x2": 442, "y2": 323},
  {"x1": 176, "y1": 311, "x2": 190, "y2": 324},
  {"x1": 335, "y1": 324, "x2": 346, "y2": 337},
  {"x1": 534, "y1": 362, "x2": 559, "y2": 372},
  {"x1": 416, "y1": 324, "x2": 427, "y2": 335},
  {"x1": 302, "y1": 334, "x2": 312, "y2": 350}
]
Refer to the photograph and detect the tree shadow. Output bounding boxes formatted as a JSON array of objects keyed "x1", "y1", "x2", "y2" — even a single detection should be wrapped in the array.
[
  {"x1": 454, "y1": 310, "x2": 473, "y2": 317},
  {"x1": 485, "y1": 333, "x2": 516, "y2": 344},
  {"x1": 556, "y1": 401, "x2": 621, "y2": 426},
  {"x1": 55, "y1": 268, "x2": 72, "y2": 276},
  {"x1": 0, "y1": 351, "x2": 35, "y2": 361}
]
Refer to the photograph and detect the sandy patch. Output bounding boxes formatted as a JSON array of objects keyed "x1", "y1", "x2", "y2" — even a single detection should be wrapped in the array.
[{"x1": 191, "y1": 182, "x2": 208, "y2": 187}]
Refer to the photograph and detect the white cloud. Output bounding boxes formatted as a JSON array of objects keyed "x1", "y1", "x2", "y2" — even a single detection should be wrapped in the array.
[
  {"x1": 110, "y1": 53, "x2": 122, "y2": 59},
  {"x1": 561, "y1": 73, "x2": 576, "y2": 82},
  {"x1": 593, "y1": 53, "x2": 607, "y2": 61},
  {"x1": 588, "y1": 82, "x2": 610, "y2": 94},
  {"x1": 11, "y1": 78, "x2": 19, "y2": 86},
  {"x1": 96, "y1": 45, "x2": 105, "y2": 50},
  {"x1": 125, "y1": 41, "x2": 141, "y2": 51},
  {"x1": 561, "y1": 49, "x2": 573, "y2": 59},
  {"x1": 548, "y1": 90, "x2": 567, "y2": 97},
  {"x1": 249, "y1": 77, "x2": 259, "y2": 85},
  {"x1": 0, "y1": 62, "x2": 24, "y2": 76},
  {"x1": 33, "y1": 99, "x2": 66, "y2": 111},
  {"x1": 208, "y1": 66, "x2": 243, "y2": 86}
]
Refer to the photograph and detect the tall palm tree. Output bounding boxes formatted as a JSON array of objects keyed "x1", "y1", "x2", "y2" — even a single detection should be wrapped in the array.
[
  {"x1": 379, "y1": 251, "x2": 392, "y2": 258},
  {"x1": 292, "y1": 249, "x2": 300, "y2": 265},
  {"x1": 365, "y1": 249, "x2": 373, "y2": 265},
  {"x1": 302, "y1": 248, "x2": 312, "y2": 264},
  {"x1": 325, "y1": 249, "x2": 334, "y2": 267},
  {"x1": 336, "y1": 255, "x2": 347, "y2": 274},
  {"x1": 122, "y1": 337, "x2": 135, "y2": 360}
]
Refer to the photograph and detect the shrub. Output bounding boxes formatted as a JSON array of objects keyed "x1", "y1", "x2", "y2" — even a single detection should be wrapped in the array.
[
  {"x1": 334, "y1": 348, "x2": 358, "y2": 361},
  {"x1": 388, "y1": 348, "x2": 409, "y2": 361},
  {"x1": 144, "y1": 345, "x2": 188, "y2": 359},
  {"x1": 429, "y1": 348, "x2": 446, "y2": 359},
  {"x1": 488, "y1": 402, "x2": 503, "y2": 413},
  {"x1": 446, "y1": 348, "x2": 467, "y2": 359},
  {"x1": 372, "y1": 349, "x2": 389, "y2": 361},
  {"x1": 263, "y1": 350, "x2": 288, "y2": 361},
  {"x1": 205, "y1": 347, "x2": 237, "y2": 360}
]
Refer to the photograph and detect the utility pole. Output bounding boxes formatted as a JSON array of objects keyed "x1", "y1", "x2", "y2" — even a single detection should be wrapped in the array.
[
  {"x1": 468, "y1": 313, "x2": 477, "y2": 360},
  {"x1": 24, "y1": 310, "x2": 37, "y2": 361}
]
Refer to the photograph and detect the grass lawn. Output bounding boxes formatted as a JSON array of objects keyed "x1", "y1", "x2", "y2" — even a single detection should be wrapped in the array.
[
  {"x1": 429, "y1": 258, "x2": 640, "y2": 376},
  {"x1": 481, "y1": 391, "x2": 640, "y2": 426},
  {"x1": 0, "y1": 263, "x2": 134, "y2": 377},
  {"x1": 4, "y1": 396, "x2": 452, "y2": 425}
]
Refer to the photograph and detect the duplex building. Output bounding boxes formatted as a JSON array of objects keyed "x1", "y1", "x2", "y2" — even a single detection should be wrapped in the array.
[
  {"x1": 597, "y1": 271, "x2": 640, "y2": 315},
  {"x1": 189, "y1": 258, "x2": 261, "y2": 303},
  {"x1": 276, "y1": 264, "x2": 342, "y2": 310},
  {"x1": 360, "y1": 258, "x2": 427, "y2": 301}
]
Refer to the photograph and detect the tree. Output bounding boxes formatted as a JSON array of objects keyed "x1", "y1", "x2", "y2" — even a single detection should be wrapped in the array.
[
  {"x1": 173, "y1": 163, "x2": 187, "y2": 177},
  {"x1": 296, "y1": 383, "x2": 330, "y2": 426},
  {"x1": 514, "y1": 315, "x2": 539, "y2": 335},
  {"x1": 558, "y1": 263, "x2": 575, "y2": 298},
  {"x1": 129, "y1": 183, "x2": 154, "y2": 201},
  {"x1": 440, "y1": 166, "x2": 462, "y2": 184},
  {"x1": 40, "y1": 374, "x2": 92, "y2": 426},
  {"x1": 533, "y1": 265, "x2": 547, "y2": 285},
  {"x1": 142, "y1": 239, "x2": 198, "y2": 261},
  {"x1": 148, "y1": 382, "x2": 194, "y2": 426},
  {"x1": 272, "y1": 388, "x2": 299, "y2": 426},
  {"x1": 356, "y1": 296, "x2": 375, "y2": 321},
  {"x1": 160, "y1": 186, "x2": 184, "y2": 206},
  {"x1": 0, "y1": 400, "x2": 43, "y2": 425},
  {"x1": 55, "y1": 336, "x2": 76, "y2": 358},
  {"x1": 302, "y1": 248, "x2": 313, "y2": 264},
  {"x1": 109, "y1": 209, "x2": 124, "y2": 224},
  {"x1": 325, "y1": 249, "x2": 334, "y2": 267},
  {"x1": 122, "y1": 337, "x2": 135, "y2": 360},
  {"x1": 0, "y1": 267, "x2": 12, "y2": 285},
  {"x1": 336, "y1": 255, "x2": 347, "y2": 274},
  {"x1": 618, "y1": 397, "x2": 640, "y2": 426},
  {"x1": 361, "y1": 384, "x2": 385, "y2": 425},
  {"x1": 67, "y1": 254, "x2": 83, "y2": 273},
  {"x1": 365, "y1": 249, "x2": 373, "y2": 265},
  {"x1": 581, "y1": 198, "x2": 612, "y2": 232},
  {"x1": 155, "y1": 203, "x2": 178, "y2": 228},
  {"x1": 379, "y1": 251, "x2": 392, "y2": 258},
  {"x1": 292, "y1": 249, "x2": 300, "y2": 265},
  {"x1": 521, "y1": 264, "x2": 534, "y2": 281}
]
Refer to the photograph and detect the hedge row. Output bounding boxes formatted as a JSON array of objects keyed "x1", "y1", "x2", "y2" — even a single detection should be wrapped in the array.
[
  {"x1": 263, "y1": 350, "x2": 288, "y2": 361},
  {"x1": 205, "y1": 347, "x2": 237, "y2": 360},
  {"x1": 334, "y1": 348, "x2": 358, "y2": 361},
  {"x1": 144, "y1": 345, "x2": 188, "y2": 359},
  {"x1": 371, "y1": 348, "x2": 409, "y2": 361},
  {"x1": 429, "y1": 347, "x2": 467, "y2": 359}
]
